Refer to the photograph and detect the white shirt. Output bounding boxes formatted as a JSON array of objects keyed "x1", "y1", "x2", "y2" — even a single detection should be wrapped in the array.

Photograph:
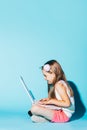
[{"x1": 55, "y1": 80, "x2": 75, "y2": 118}]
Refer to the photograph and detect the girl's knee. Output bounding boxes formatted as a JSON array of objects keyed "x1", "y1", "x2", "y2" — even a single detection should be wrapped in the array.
[{"x1": 31, "y1": 104, "x2": 40, "y2": 114}]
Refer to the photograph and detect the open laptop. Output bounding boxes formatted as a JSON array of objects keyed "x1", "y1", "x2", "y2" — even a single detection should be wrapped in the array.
[{"x1": 20, "y1": 76, "x2": 61, "y2": 110}]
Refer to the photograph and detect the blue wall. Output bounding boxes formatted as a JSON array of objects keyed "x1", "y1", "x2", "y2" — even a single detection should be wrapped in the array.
[{"x1": 0, "y1": 0, "x2": 87, "y2": 114}]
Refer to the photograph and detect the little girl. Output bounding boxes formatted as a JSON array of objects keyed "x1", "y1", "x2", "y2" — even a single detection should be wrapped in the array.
[{"x1": 29, "y1": 60, "x2": 75, "y2": 123}]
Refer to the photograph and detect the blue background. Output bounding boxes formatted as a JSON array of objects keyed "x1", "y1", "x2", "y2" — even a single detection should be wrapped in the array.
[{"x1": 0, "y1": 0, "x2": 87, "y2": 129}]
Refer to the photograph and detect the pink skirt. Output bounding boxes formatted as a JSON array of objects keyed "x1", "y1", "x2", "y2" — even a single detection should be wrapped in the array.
[{"x1": 51, "y1": 110, "x2": 69, "y2": 123}]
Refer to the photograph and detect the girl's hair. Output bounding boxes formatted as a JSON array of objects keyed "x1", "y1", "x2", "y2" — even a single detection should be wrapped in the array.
[
  {"x1": 44, "y1": 59, "x2": 67, "y2": 82},
  {"x1": 42, "y1": 60, "x2": 67, "y2": 98}
]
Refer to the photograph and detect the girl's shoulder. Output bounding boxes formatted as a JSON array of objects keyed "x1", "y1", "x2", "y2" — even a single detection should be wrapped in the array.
[
  {"x1": 55, "y1": 80, "x2": 74, "y2": 97},
  {"x1": 54, "y1": 80, "x2": 67, "y2": 90},
  {"x1": 55, "y1": 80, "x2": 67, "y2": 87}
]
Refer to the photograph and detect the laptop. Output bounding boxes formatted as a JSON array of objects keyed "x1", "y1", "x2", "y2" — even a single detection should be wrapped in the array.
[
  {"x1": 20, "y1": 76, "x2": 36, "y2": 104},
  {"x1": 20, "y1": 76, "x2": 61, "y2": 110}
]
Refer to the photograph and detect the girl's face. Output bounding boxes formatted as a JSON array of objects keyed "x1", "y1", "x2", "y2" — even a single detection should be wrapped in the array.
[{"x1": 42, "y1": 69, "x2": 57, "y2": 84}]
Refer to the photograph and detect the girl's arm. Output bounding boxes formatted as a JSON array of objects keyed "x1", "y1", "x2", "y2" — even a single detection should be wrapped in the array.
[{"x1": 39, "y1": 82, "x2": 71, "y2": 107}]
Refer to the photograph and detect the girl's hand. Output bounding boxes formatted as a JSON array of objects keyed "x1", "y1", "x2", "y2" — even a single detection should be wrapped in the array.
[
  {"x1": 39, "y1": 98, "x2": 49, "y2": 102},
  {"x1": 38, "y1": 98, "x2": 51, "y2": 105}
]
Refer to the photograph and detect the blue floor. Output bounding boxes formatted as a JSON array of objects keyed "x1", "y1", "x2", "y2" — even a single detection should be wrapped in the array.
[{"x1": 0, "y1": 111, "x2": 87, "y2": 130}]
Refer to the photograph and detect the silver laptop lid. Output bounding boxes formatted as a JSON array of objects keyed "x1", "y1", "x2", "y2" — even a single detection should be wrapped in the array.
[{"x1": 20, "y1": 76, "x2": 36, "y2": 103}]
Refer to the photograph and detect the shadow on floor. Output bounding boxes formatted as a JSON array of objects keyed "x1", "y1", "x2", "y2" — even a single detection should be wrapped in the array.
[{"x1": 68, "y1": 81, "x2": 86, "y2": 121}]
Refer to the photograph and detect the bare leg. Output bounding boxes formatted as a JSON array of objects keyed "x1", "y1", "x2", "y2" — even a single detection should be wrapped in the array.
[{"x1": 30, "y1": 104, "x2": 55, "y2": 121}]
